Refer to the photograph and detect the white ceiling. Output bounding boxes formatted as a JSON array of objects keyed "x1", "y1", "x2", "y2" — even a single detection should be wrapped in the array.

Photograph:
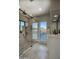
[{"x1": 19, "y1": 0, "x2": 60, "y2": 16}]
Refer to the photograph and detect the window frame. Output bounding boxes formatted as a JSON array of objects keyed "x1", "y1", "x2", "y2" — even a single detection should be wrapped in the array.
[{"x1": 19, "y1": 20, "x2": 26, "y2": 32}]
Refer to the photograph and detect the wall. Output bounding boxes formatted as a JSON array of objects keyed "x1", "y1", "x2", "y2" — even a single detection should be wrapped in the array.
[
  {"x1": 58, "y1": 22, "x2": 60, "y2": 30},
  {"x1": 35, "y1": 14, "x2": 50, "y2": 22},
  {"x1": 47, "y1": 34, "x2": 60, "y2": 59},
  {"x1": 51, "y1": 0, "x2": 60, "y2": 10},
  {"x1": 19, "y1": 12, "x2": 32, "y2": 55}
]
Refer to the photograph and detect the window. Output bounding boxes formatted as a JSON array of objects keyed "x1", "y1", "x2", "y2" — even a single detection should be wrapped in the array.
[
  {"x1": 39, "y1": 21, "x2": 48, "y2": 42},
  {"x1": 19, "y1": 20, "x2": 26, "y2": 32},
  {"x1": 32, "y1": 21, "x2": 48, "y2": 42},
  {"x1": 32, "y1": 22, "x2": 38, "y2": 40}
]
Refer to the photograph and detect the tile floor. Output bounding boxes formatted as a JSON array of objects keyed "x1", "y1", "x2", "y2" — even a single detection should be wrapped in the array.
[{"x1": 19, "y1": 43, "x2": 48, "y2": 59}]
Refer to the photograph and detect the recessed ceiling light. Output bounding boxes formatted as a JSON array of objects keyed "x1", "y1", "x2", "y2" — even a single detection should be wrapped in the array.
[
  {"x1": 54, "y1": 14, "x2": 58, "y2": 17},
  {"x1": 38, "y1": 8, "x2": 42, "y2": 11},
  {"x1": 29, "y1": 14, "x2": 32, "y2": 16}
]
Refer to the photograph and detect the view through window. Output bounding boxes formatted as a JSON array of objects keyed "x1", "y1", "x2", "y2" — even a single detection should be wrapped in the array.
[
  {"x1": 32, "y1": 21, "x2": 48, "y2": 42},
  {"x1": 19, "y1": 20, "x2": 26, "y2": 31}
]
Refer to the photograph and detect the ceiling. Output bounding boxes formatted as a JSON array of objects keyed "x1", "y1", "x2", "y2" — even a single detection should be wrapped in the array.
[{"x1": 19, "y1": 0, "x2": 60, "y2": 16}]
